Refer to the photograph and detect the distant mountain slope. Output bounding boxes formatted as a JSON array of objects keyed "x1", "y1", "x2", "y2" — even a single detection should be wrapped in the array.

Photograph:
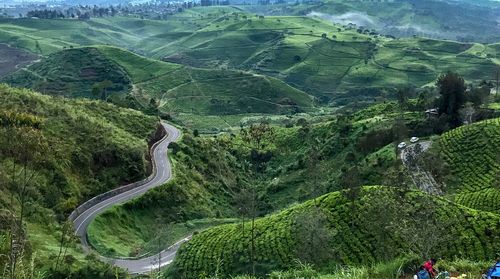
[
  {"x1": 169, "y1": 186, "x2": 500, "y2": 278},
  {"x1": 2, "y1": 46, "x2": 314, "y2": 116},
  {"x1": 246, "y1": 0, "x2": 500, "y2": 43},
  {"x1": 0, "y1": 9, "x2": 239, "y2": 56},
  {"x1": 2, "y1": 47, "x2": 132, "y2": 98},
  {"x1": 1, "y1": 13, "x2": 497, "y2": 104},
  {"x1": 160, "y1": 16, "x2": 499, "y2": 100}
]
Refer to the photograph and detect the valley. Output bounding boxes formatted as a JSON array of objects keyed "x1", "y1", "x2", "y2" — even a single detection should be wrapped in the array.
[{"x1": 0, "y1": 1, "x2": 499, "y2": 278}]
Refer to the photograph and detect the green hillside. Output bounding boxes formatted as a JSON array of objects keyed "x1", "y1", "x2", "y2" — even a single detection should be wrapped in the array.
[
  {"x1": 0, "y1": 9, "x2": 240, "y2": 56},
  {"x1": 86, "y1": 101, "x2": 432, "y2": 260},
  {"x1": 246, "y1": 0, "x2": 500, "y2": 43},
  {"x1": 2, "y1": 13, "x2": 497, "y2": 104},
  {"x1": 437, "y1": 118, "x2": 500, "y2": 213},
  {"x1": 0, "y1": 84, "x2": 158, "y2": 277},
  {"x1": 2, "y1": 46, "x2": 314, "y2": 121},
  {"x1": 163, "y1": 16, "x2": 499, "y2": 100},
  {"x1": 169, "y1": 186, "x2": 500, "y2": 278},
  {"x1": 87, "y1": 132, "x2": 250, "y2": 258},
  {"x1": 2, "y1": 47, "x2": 132, "y2": 98}
]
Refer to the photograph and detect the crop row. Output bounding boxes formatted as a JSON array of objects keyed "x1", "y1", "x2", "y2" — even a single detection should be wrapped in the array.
[
  {"x1": 439, "y1": 118, "x2": 499, "y2": 195},
  {"x1": 172, "y1": 188, "x2": 500, "y2": 278}
]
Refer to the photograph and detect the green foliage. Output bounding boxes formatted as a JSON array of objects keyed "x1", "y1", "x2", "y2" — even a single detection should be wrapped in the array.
[
  {"x1": 437, "y1": 72, "x2": 467, "y2": 127},
  {"x1": 1, "y1": 14, "x2": 498, "y2": 105},
  {"x1": 0, "y1": 84, "x2": 157, "y2": 276},
  {"x1": 87, "y1": 132, "x2": 250, "y2": 257},
  {"x1": 2, "y1": 47, "x2": 132, "y2": 99},
  {"x1": 437, "y1": 118, "x2": 500, "y2": 212},
  {"x1": 3, "y1": 46, "x2": 314, "y2": 119},
  {"x1": 169, "y1": 187, "x2": 500, "y2": 278}
]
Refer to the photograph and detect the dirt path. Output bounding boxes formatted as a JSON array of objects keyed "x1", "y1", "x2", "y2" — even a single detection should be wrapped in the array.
[{"x1": 400, "y1": 141, "x2": 443, "y2": 195}]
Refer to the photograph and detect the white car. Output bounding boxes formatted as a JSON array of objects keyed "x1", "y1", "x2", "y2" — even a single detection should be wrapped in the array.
[
  {"x1": 410, "y1": 137, "x2": 419, "y2": 143},
  {"x1": 398, "y1": 142, "x2": 407, "y2": 149}
]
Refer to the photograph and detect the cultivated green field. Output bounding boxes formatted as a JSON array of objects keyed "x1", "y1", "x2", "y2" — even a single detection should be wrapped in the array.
[
  {"x1": 437, "y1": 118, "x2": 500, "y2": 213},
  {"x1": 169, "y1": 186, "x2": 500, "y2": 278},
  {"x1": 2, "y1": 46, "x2": 315, "y2": 127},
  {"x1": 1, "y1": 12, "x2": 498, "y2": 103}
]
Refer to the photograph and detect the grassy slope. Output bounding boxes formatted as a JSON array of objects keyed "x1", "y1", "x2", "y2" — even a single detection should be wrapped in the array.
[
  {"x1": 164, "y1": 116, "x2": 500, "y2": 278},
  {"x1": 437, "y1": 118, "x2": 500, "y2": 213},
  {"x1": 246, "y1": 0, "x2": 500, "y2": 43},
  {"x1": 169, "y1": 186, "x2": 500, "y2": 278},
  {"x1": 1, "y1": 47, "x2": 132, "y2": 98},
  {"x1": 0, "y1": 84, "x2": 157, "y2": 275},
  {"x1": 87, "y1": 132, "x2": 250, "y2": 258},
  {"x1": 159, "y1": 15, "x2": 499, "y2": 99},
  {"x1": 0, "y1": 8, "x2": 240, "y2": 56},
  {"x1": 86, "y1": 101, "x2": 430, "y2": 259},
  {"x1": 2, "y1": 46, "x2": 314, "y2": 119},
  {"x1": 1, "y1": 12, "x2": 497, "y2": 103}
]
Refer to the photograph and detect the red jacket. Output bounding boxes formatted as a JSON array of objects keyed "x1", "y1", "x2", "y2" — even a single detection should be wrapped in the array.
[{"x1": 423, "y1": 260, "x2": 436, "y2": 277}]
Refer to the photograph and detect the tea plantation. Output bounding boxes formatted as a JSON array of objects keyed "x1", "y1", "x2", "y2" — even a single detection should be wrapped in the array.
[
  {"x1": 2, "y1": 46, "x2": 314, "y2": 117},
  {"x1": 438, "y1": 118, "x2": 500, "y2": 212},
  {"x1": 169, "y1": 187, "x2": 500, "y2": 278}
]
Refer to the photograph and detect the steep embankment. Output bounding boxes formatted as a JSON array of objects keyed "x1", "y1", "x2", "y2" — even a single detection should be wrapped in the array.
[
  {"x1": 437, "y1": 118, "x2": 500, "y2": 213},
  {"x1": 0, "y1": 84, "x2": 158, "y2": 277},
  {"x1": 169, "y1": 186, "x2": 500, "y2": 278}
]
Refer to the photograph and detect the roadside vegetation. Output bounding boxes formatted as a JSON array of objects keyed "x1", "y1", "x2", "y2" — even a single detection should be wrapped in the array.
[
  {"x1": 0, "y1": 84, "x2": 158, "y2": 278},
  {"x1": 0, "y1": 2, "x2": 499, "y2": 278}
]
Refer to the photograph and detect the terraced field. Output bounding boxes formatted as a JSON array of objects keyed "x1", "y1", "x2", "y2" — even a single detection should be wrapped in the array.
[
  {"x1": 2, "y1": 46, "x2": 314, "y2": 118},
  {"x1": 170, "y1": 187, "x2": 500, "y2": 278},
  {"x1": 2, "y1": 12, "x2": 498, "y2": 102},
  {"x1": 158, "y1": 16, "x2": 500, "y2": 99},
  {"x1": 1, "y1": 47, "x2": 132, "y2": 98},
  {"x1": 438, "y1": 118, "x2": 500, "y2": 213},
  {"x1": 0, "y1": 8, "x2": 239, "y2": 56}
]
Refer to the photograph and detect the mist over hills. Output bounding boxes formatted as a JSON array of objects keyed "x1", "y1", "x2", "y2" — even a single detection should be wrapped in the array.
[{"x1": 0, "y1": 0, "x2": 499, "y2": 277}]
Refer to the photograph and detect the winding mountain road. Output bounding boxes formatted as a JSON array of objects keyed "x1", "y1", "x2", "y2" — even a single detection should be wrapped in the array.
[{"x1": 71, "y1": 122, "x2": 187, "y2": 274}]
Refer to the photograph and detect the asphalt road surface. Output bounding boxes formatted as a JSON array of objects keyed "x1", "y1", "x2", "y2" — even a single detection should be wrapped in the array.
[{"x1": 72, "y1": 122, "x2": 187, "y2": 274}]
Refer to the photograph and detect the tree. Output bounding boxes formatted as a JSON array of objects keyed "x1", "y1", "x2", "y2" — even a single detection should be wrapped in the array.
[
  {"x1": 396, "y1": 196, "x2": 451, "y2": 259},
  {"x1": 99, "y1": 80, "x2": 113, "y2": 101},
  {"x1": 55, "y1": 221, "x2": 74, "y2": 271},
  {"x1": 306, "y1": 137, "x2": 326, "y2": 205},
  {"x1": 293, "y1": 207, "x2": 336, "y2": 265},
  {"x1": 396, "y1": 87, "x2": 411, "y2": 111},
  {"x1": 0, "y1": 125, "x2": 48, "y2": 279},
  {"x1": 467, "y1": 85, "x2": 490, "y2": 108},
  {"x1": 239, "y1": 122, "x2": 275, "y2": 276},
  {"x1": 392, "y1": 116, "x2": 408, "y2": 144},
  {"x1": 436, "y1": 72, "x2": 466, "y2": 127},
  {"x1": 459, "y1": 102, "x2": 475, "y2": 125},
  {"x1": 91, "y1": 80, "x2": 113, "y2": 101},
  {"x1": 341, "y1": 166, "x2": 361, "y2": 228}
]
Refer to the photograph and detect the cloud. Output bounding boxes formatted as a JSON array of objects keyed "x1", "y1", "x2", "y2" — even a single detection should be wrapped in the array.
[{"x1": 307, "y1": 11, "x2": 377, "y2": 28}]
